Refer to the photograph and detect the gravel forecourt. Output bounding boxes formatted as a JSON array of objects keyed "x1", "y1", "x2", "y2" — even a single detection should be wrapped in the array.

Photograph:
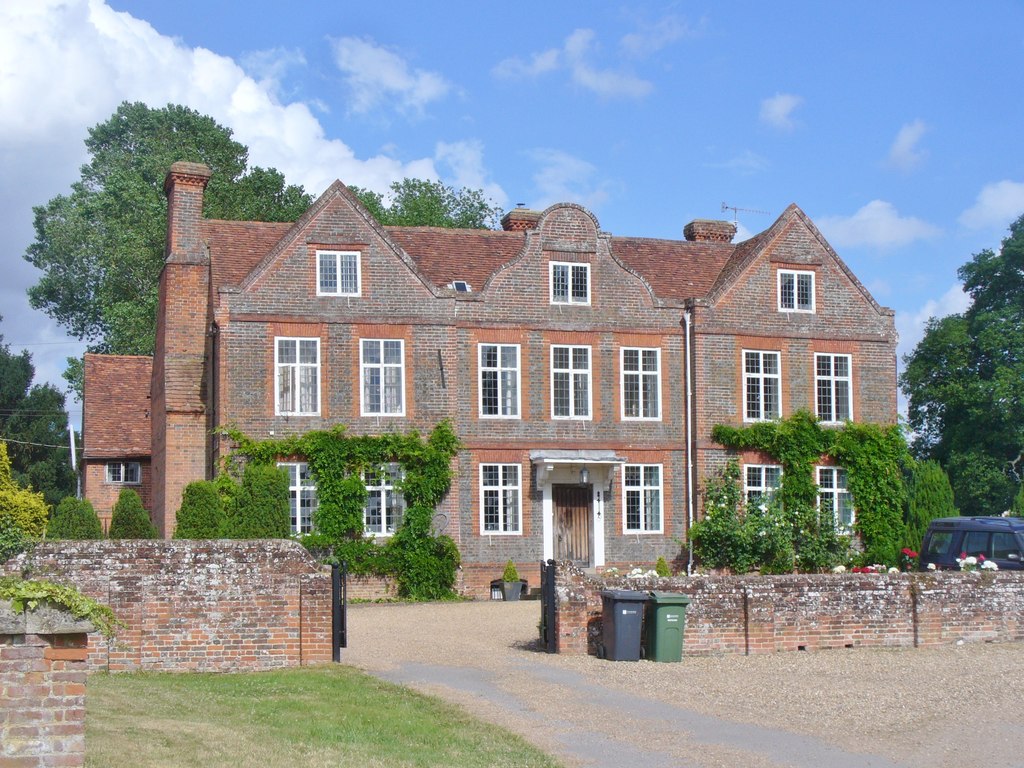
[{"x1": 341, "y1": 600, "x2": 1024, "y2": 768}]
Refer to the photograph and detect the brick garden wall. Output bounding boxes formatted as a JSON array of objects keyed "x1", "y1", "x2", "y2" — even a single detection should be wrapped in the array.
[
  {"x1": 551, "y1": 563, "x2": 1024, "y2": 656},
  {"x1": 3, "y1": 540, "x2": 332, "y2": 672}
]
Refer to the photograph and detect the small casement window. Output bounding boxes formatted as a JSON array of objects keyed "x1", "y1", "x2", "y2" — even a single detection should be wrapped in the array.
[
  {"x1": 815, "y1": 353, "x2": 852, "y2": 423},
  {"x1": 744, "y1": 465, "x2": 782, "y2": 506},
  {"x1": 623, "y1": 464, "x2": 663, "y2": 533},
  {"x1": 778, "y1": 269, "x2": 815, "y2": 312},
  {"x1": 550, "y1": 262, "x2": 590, "y2": 305},
  {"x1": 621, "y1": 348, "x2": 661, "y2": 420},
  {"x1": 279, "y1": 462, "x2": 317, "y2": 534},
  {"x1": 551, "y1": 345, "x2": 591, "y2": 419},
  {"x1": 106, "y1": 461, "x2": 141, "y2": 484},
  {"x1": 480, "y1": 463, "x2": 521, "y2": 534},
  {"x1": 817, "y1": 466, "x2": 854, "y2": 530},
  {"x1": 361, "y1": 339, "x2": 405, "y2": 416},
  {"x1": 317, "y1": 250, "x2": 361, "y2": 296},
  {"x1": 276, "y1": 337, "x2": 320, "y2": 415},
  {"x1": 363, "y1": 464, "x2": 405, "y2": 536},
  {"x1": 744, "y1": 350, "x2": 781, "y2": 421},
  {"x1": 479, "y1": 343, "x2": 520, "y2": 418}
]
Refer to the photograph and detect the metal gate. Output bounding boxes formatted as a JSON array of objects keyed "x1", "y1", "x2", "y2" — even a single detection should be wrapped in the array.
[{"x1": 539, "y1": 559, "x2": 557, "y2": 653}]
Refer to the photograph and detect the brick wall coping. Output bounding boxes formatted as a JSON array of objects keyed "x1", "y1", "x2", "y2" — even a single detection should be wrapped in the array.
[{"x1": 0, "y1": 600, "x2": 96, "y2": 635}]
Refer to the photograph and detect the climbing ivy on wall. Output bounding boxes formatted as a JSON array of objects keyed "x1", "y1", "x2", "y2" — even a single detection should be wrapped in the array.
[
  {"x1": 710, "y1": 410, "x2": 909, "y2": 568},
  {"x1": 221, "y1": 421, "x2": 462, "y2": 600}
]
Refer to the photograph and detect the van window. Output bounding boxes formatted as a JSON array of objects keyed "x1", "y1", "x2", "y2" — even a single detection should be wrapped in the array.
[
  {"x1": 926, "y1": 531, "x2": 953, "y2": 555},
  {"x1": 992, "y1": 532, "x2": 1022, "y2": 560},
  {"x1": 963, "y1": 531, "x2": 989, "y2": 558}
]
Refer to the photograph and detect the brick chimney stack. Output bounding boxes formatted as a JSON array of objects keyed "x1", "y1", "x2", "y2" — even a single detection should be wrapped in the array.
[
  {"x1": 683, "y1": 219, "x2": 737, "y2": 243},
  {"x1": 501, "y1": 207, "x2": 541, "y2": 231},
  {"x1": 152, "y1": 162, "x2": 213, "y2": 537}
]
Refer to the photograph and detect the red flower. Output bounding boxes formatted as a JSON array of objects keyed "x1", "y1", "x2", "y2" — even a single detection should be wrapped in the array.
[
  {"x1": 960, "y1": 552, "x2": 967, "y2": 559},
  {"x1": 978, "y1": 554, "x2": 986, "y2": 562}
]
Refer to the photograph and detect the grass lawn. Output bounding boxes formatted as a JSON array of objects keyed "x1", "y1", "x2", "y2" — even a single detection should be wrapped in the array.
[{"x1": 86, "y1": 665, "x2": 563, "y2": 768}]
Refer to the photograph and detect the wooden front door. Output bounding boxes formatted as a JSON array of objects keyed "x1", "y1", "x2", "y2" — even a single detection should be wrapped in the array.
[{"x1": 554, "y1": 484, "x2": 591, "y2": 564}]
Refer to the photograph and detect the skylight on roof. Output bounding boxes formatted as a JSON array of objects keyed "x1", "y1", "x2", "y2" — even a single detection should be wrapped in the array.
[{"x1": 451, "y1": 280, "x2": 471, "y2": 292}]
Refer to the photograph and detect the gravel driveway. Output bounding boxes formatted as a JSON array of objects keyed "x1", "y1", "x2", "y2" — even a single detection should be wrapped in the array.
[{"x1": 341, "y1": 600, "x2": 1023, "y2": 768}]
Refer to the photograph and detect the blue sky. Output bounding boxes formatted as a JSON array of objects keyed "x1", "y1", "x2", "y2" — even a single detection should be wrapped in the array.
[{"x1": 2, "y1": 1, "x2": 1024, "y2": 429}]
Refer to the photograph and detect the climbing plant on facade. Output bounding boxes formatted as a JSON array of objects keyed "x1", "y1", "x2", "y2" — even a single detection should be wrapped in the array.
[
  {"x1": 708, "y1": 410, "x2": 909, "y2": 569},
  {"x1": 221, "y1": 421, "x2": 461, "y2": 600}
]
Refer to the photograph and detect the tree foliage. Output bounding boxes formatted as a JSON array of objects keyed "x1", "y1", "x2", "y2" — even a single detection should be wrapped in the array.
[
  {"x1": 107, "y1": 488, "x2": 157, "y2": 539},
  {"x1": 0, "y1": 440, "x2": 49, "y2": 538},
  {"x1": 173, "y1": 480, "x2": 225, "y2": 539},
  {"x1": 0, "y1": 323, "x2": 76, "y2": 507},
  {"x1": 900, "y1": 213, "x2": 1024, "y2": 516},
  {"x1": 351, "y1": 178, "x2": 502, "y2": 230},
  {"x1": 46, "y1": 496, "x2": 103, "y2": 540},
  {"x1": 24, "y1": 102, "x2": 312, "y2": 392},
  {"x1": 904, "y1": 460, "x2": 958, "y2": 550}
]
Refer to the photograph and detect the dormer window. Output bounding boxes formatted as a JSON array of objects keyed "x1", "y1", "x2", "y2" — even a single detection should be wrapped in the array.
[
  {"x1": 778, "y1": 269, "x2": 814, "y2": 313},
  {"x1": 450, "y1": 280, "x2": 471, "y2": 293},
  {"x1": 550, "y1": 262, "x2": 590, "y2": 305},
  {"x1": 317, "y1": 250, "x2": 361, "y2": 296}
]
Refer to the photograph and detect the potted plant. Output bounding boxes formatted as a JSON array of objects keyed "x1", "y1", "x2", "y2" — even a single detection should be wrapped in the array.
[{"x1": 501, "y1": 560, "x2": 525, "y2": 602}]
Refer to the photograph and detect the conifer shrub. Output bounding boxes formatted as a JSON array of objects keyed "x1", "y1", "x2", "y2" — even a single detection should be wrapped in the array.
[
  {"x1": 108, "y1": 488, "x2": 157, "y2": 539},
  {"x1": 655, "y1": 556, "x2": 671, "y2": 577},
  {"x1": 1012, "y1": 483, "x2": 1024, "y2": 518},
  {"x1": 0, "y1": 440, "x2": 49, "y2": 537},
  {"x1": 47, "y1": 496, "x2": 103, "y2": 540},
  {"x1": 904, "y1": 460, "x2": 958, "y2": 550},
  {"x1": 173, "y1": 480, "x2": 225, "y2": 538},
  {"x1": 223, "y1": 463, "x2": 291, "y2": 539}
]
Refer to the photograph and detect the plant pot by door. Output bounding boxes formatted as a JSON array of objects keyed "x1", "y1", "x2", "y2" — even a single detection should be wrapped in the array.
[{"x1": 502, "y1": 580, "x2": 523, "y2": 601}]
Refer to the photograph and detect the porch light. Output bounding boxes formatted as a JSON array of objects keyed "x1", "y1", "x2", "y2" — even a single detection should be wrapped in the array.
[{"x1": 579, "y1": 467, "x2": 590, "y2": 485}]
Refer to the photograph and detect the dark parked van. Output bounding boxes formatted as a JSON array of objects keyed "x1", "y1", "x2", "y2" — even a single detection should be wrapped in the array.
[{"x1": 919, "y1": 516, "x2": 1024, "y2": 571}]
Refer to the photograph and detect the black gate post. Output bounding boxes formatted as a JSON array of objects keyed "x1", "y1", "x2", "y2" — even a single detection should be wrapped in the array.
[
  {"x1": 540, "y1": 559, "x2": 557, "y2": 653},
  {"x1": 332, "y1": 561, "x2": 348, "y2": 661}
]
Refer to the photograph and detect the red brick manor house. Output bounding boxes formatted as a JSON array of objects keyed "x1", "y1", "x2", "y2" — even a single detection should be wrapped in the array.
[{"x1": 82, "y1": 162, "x2": 897, "y2": 594}]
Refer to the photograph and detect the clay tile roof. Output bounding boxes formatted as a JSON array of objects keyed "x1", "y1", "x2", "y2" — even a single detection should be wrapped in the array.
[
  {"x1": 610, "y1": 237, "x2": 736, "y2": 300},
  {"x1": 385, "y1": 226, "x2": 526, "y2": 292},
  {"x1": 82, "y1": 354, "x2": 151, "y2": 459},
  {"x1": 202, "y1": 219, "x2": 292, "y2": 295}
]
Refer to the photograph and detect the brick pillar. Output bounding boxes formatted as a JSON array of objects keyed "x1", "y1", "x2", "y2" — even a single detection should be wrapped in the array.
[
  {"x1": 1, "y1": 602, "x2": 93, "y2": 768},
  {"x1": 152, "y1": 162, "x2": 213, "y2": 536}
]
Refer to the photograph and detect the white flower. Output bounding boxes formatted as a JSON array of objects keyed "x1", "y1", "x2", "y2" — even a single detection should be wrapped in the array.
[
  {"x1": 927, "y1": 562, "x2": 937, "y2": 571},
  {"x1": 888, "y1": 567, "x2": 900, "y2": 574},
  {"x1": 981, "y1": 560, "x2": 999, "y2": 571},
  {"x1": 832, "y1": 565, "x2": 846, "y2": 573}
]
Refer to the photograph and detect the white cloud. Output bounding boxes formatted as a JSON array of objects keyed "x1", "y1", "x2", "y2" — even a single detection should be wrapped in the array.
[
  {"x1": 887, "y1": 119, "x2": 928, "y2": 172},
  {"x1": 619, "y1": 15, "x2": 692, "y2": 58},
  {"x1": 895, "y1": 283, "x2": 970, "y2": 364},
  {"x1": 817, "y1": 200, "x2": 941, "y2": 249},
  {"x1": 494, "y1": 28, "x2": 652, "y2": 100},
  {"x1": 706, "y1": 150, "x2": 769, "y2": 175},
  {"x1": 240, "y1": 47, "x2": 307, "y2": 97},
  {"x1": 759, "y1": 93, "x2": 802, "y2": 131},
  {"x1": 435, "y1": 140, "x2": 508, "y2": 209},
  {"x1": 526, "y1": 149, "x2": 610, "y2": 211},
  {"x1": 958, "y1": 180, "x2": 1024, "y2": 230},
  {"x1": 330, "y1": 36, "x2": 450, "y2": 117}
]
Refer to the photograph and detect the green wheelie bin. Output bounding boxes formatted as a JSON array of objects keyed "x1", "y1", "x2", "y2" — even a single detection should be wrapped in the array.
[{"x1": 643, "y1": 591, "x2": 690, "y2": 662}]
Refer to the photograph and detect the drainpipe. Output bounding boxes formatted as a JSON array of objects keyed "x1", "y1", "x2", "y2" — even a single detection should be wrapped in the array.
[{"x1": 684, "y1": 308, "x2": 695, "y2": 576}]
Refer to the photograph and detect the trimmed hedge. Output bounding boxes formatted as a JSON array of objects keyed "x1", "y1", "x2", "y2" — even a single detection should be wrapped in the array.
[
  {"x1": 47, "y1": 496, "x2": 103, "y2": 540},
  {"x1": 108, "y1": 488, "x2": 157, "y2": 539}
]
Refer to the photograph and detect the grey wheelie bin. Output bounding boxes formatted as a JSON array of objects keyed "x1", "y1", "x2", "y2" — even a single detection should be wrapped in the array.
[
  {"x1": 644, "y1": 591, "x2": 690, "y2": 662},
  {"x1": 600, "y1": 589, "x2": 648, "y2": 661}
]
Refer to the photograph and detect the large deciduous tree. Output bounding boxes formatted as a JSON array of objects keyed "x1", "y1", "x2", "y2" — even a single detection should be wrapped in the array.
[
  {"x1": 25, "y1": 102, "x2": 312, "y2": 393},
  {"x1": 900, "y1": 213, "x2": 1024, "y2": 516},
  {"x1": 351, "y1": 178, "x2": 502, "y2": 230},
  {"x1": 0, "y1": 323, "x2": 76, "y2": 508}
]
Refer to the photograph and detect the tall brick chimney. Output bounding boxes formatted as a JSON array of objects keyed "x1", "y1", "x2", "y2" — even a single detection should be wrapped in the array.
[
  {"x1": 683, "y1": 219, "x2": 737, "y2": 243},
  {"x1": 501, "y1": 206, "x2": 541, "y2": 231},
  {"x1": 151, "y1": 162, "x2": 213, "y2": 536}
]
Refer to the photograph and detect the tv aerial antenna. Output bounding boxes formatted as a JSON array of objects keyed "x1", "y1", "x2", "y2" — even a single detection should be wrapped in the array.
[{"x1": 721, "y1": 201, "x2": 770, "y2": 224}]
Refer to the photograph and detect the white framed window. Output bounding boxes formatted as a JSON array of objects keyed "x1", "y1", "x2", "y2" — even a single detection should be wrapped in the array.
[
  {"x1": 105, "y1": 461, "x2": 141, "y2": 484},
  {"x1": 744, "y1": 350, "x2": 781, "y2": 421},
  {"x1": 815, "y1": 353, "x2": 852, "y2": 423},
  {"x1": 276, "y1": 337, "x2": 320, "y2": 415},
  {"x1": 479, "y1": 344, "x2": 520, "y2": 418},
  {"x1": 551, "y1": 345, "x2": 591, "y2": 419},
  {"x1": 481, "y1": 463, "x2": 521, "y2": 534},
  {"x1": 621, "y1": 348, "x2": 661, "y2": 420},
  {"x1": 550, "y1": 262, "x2": 590, "y2": 305},
  {"x1": 744, "y1": 465, "x2": 782, "y2": 506},
  {"x1": 363, "y1": 463, "x2": 405, "y2": 536},
  {"x1": 361, "y1": 339, "x2": 405, "y2": 416},
  {"x1": 778, "y1": 269, "x2": 815, "y2": 312},
  {"x1": 317, "y1": 250, "x2": 361, "y2": 296},
  {"x1": 623, "y1": 464, "x2": 663, "y2": 533},
  {"x1": 279, "y1": 462, "x2": 317, "y2": 534},
  {"x1": 818, "y1": 466, "x2": 854, "y2": 530}
]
